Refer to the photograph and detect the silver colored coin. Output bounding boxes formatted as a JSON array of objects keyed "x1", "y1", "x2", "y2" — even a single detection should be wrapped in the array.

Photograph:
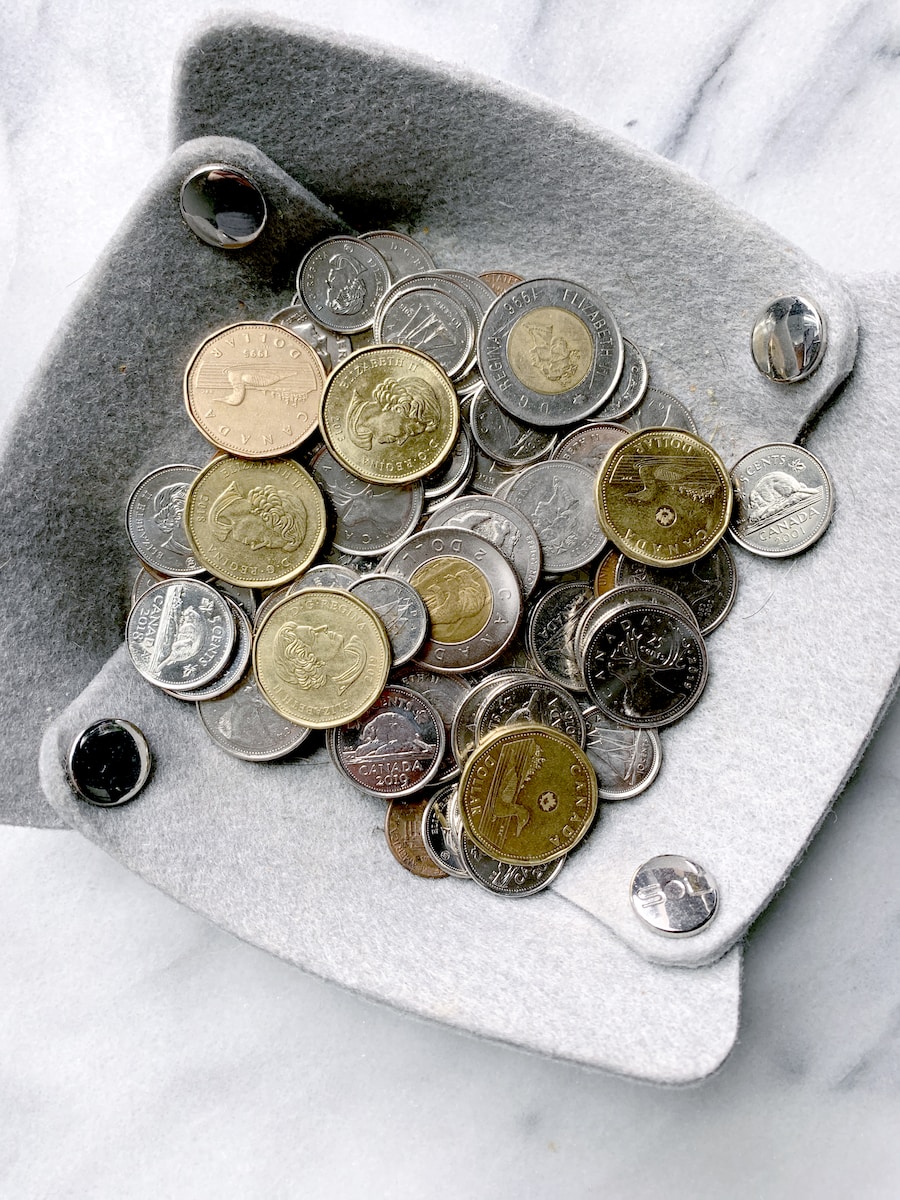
[
  {"x1": 376, "y1": 272, "x2": 481, "y2": 335},
  {"x1": 455, "y1": 369, "x2": 486, "y2": 413},
  {"x1": 478, "y1": 277, "x2": 623, "y2": 428},
  {"x1": 460, "y1": 832, "x2": 566, "y2": 896},
  {"x1": 126, "y1": 464, "x2": 204, "y2": 578},
  {"x1": 631, "y1": 854, "x2": 718, "y2": 936},
  {"x1": 582, "y1": 706, "x2": 662, "y2": 801},
  {"x1": 319, "y1": 547, "x2": 379, "y2": 575},
  {"x1": 449, "y1": 669, "x2": 529, "y2": 766},
  {"x1": 210, "y1": 579, "x2": 259, "y2": 622},
  {"x1": 66, "y1": 718, "x2": 153, "y2": 807},
  {"x1": 422, "y1": 422, "x2": 475, "y2": 502},
  {"x1": 751, "y1": 295, "x2": 826, "y2": 383},
  {"x1": 526, "y1": 582, "x2": 594, "y2": 691},
  {"x1": 131, "y1": 566, "x2": 160, "y2": 607},
  {"x1": 551, "y1": 421, "x2": 629, "y2": 472},
  {"x1": 470, "y1": 447, "x2": 522, "y2": 495},
  {"x1": 347, "y1": 574, "x2": 429, "y2": 666},
  {"x1": 327, "y1": 685, "x2": 445, "y2": 799},
  {"x1": 474, "y1": 674, "x2": 587, "y2": 747},
  {"x1": 297, "y1": 236, "x2": 392, "y2": 334},
  {"x1": 162, "y1": 597, "x2": 253, "y2": 701},
  {"x1": 126, "y1": 578, "x2": 236, "y2": 692},
  {"x1": 421, "y1": 786, "x2": 469, "y2": 878},
  {"x1": 599, "y1": 338, "x2": 649, "y2": 420},
  {"x1": 378, "y1": 528, "x2": 523, "y2": 674},
  {"x1": 624, "y1": 386, "x2": 697, "y2": 434},
  {"x1": 198, "y1": 668, "x2": 311, "y2": 761},
  {"x1": 269, "y1": 303, "x2": 353, "y2": 373},
  {"x1": 359, "y1": 230, "x2": 436, "y2": 281},
  {"x1": 423, "y1": 493, "x2": 543, "y2": 598},
  {"x1": 252, "y1": 585, "x2": 292, "y2": 630},
  {"x1": 615, "y1": 542, "x2": 738, "y2": 634},
  {"x1": 309, "y1": 445, "x2": 424, "y2": 557},
  {"x1": 180, "y1": 163, "x2": 266, "y2": 250},
  {"x1": 434, "y1": 270, "x2": 499, "y2": 317},
  {"x1": 470, "y1": 387, "x2": 557, "y2": 467},
  {"x1": 288, "y1": 563, "x2": 360, "y2": 594},
  {"x1": 393, "y1": 665, "x2": 471, "y2": 783},
  {"x1": 503, "y1": 460, "x2": 607, "y2": 572},
  {"x1": 575, "y1": 583, "x2": 697, "y2": 662},
  {"x1": 729, "y1": 443, "x2": 834, "y2": 558},
  {"x1": 375, "y1": 285, "x2": 474, "y2": 378}
]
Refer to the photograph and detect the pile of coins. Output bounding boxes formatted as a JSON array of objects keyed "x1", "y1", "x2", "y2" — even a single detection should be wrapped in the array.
[{"x1": 114, "y1": 207, "x2": 835, "y2": 921}]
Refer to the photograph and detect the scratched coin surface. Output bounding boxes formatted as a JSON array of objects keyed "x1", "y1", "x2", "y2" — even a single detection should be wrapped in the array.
[
  {"x1": 126, "y1": 464, "x2": 204, "y2": 577},
  {"x1": 526, "y1": 582, "x2": 594, "y2": 691},
  {"x1": 184, "y1": 455, "x2": 326, "y2": 587},
  {"x1": 347, "y1": 574, "x2": 429, "y2": 665},
  {"x1": 631, "y1": 855, "x2": 718, "y2": 936},
  {"x1": 729, "y1": 443, "x2": 834, "y2": 558},
  {"x1": 253, "y1": 588, "x2": 391, "y2": 728},
  {"x1": 582, "y1": 706, "x2": 662, "y2": 801},
  {"x1": 504, "y1": 460, "x2": 606, "y2": 572},
  {"x1": 615, "y1": 541, "x2": 737, "y2": 633},
  {"x1": 184, "y1": 322, "x2": 326, "y2": 458},
  {"x1": 421, "y1": 786, "x2": 469, "y2": 877},
  {"x1": 297, "y1": 236, "x2": 392, "y2": 334},
  {"x1": 327, "y1": 685, "x2": 444, "y2": 798},
  {"x1": 309, "y1": 444, "x2": 423, "y2": 557},
  {"x1": 126, "y1": 577, "x2": 236, "y2": 692},
  {"x1": 459, "y1": 833, "x2": 566, "y2": 896},
  {"x1": 423, "y1": 493, "x2": 543, "y2": 597},
  {"x1": 473, "y1": 675, "x2": 587, "y2": 747},
  {"x1": 384, "y1": 798, "x2": 449, "y2": 879},
  {"x1": 596, "y1": 427, "x2": 732, "y2": 567},
  {"x1": 321, "y1": 345, "x2": 459, "y2": 484},
  {"x1": 458, "y1": 723, "x2": 598, "y2": 866},
  {"x1": 198, "y1": 668, "x2": 311, "y2": 761},
  {"x1": 599, "y1": 338, "x2": 649, "y2": 421}
]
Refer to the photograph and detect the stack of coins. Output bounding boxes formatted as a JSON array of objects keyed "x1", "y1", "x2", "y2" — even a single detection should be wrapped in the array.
[{"x1": 122, "y1": 220, "x2": 835, "y2": 904}]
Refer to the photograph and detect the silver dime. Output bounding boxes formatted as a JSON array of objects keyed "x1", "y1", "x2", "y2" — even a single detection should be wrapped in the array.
[
  {"x1": 375, "y1": 273, "x2": 481, "y2": 375},
  {"x1": 624, "y1": 386, "x2": 697, "y2": 433},
  {"x1": 421, "y1": 786, "x2": 469, "y2": 878},
  {"x1": 393, "y1": 665, "x2": 471, "y2": 784},
  {"x1": 750, "y1": 295, "x2": 826, "y2": 383},
  {"x1": 503, "y1": 460, "x2": 607, "y2": 572},
  {"x1": 449, "y1": 669, "x2": 530, "y2": 766},
  {"x1": 424, "y1": 493, "x2": 542, "y2": 598},
  {"x1": 162, "y1": 597, "x2": 253, "y2": 701},
  {"x1": 631, "y1": 855, "x2": 718, "y2": 936},
  {"x1": 422, "y1": 422, "x2": 475, "y2": 502},
  {"x1": 599, "y1": 338, "x2": 649, "y2": 420},
  {"x1": 459, "y1": 832, "x2": 566, "y2": 896},
  {"x1": 288, "y1": 563, "x2": 360, "y2": 593},
  {"x1": 729, "y1": 443, "x2": 834, "y2": 558},
  {"x1": 526, "y1": 582, "x2": 594, "y2": 690},
  {"x1": 478, "y1": 277, "x2": 623, "y2": 428},
  {"x1": 474, "y1": 674, "x2": 587, "y2": 747},
  {"x1": 615, "y1": 542, "x2": 737, "y2": 634},
  {"x1": 309, "y1": 445, "x2": 423, "y2": 557},
  {"x1": 327, "y1": 685, "x2": 445, "y2": 798},
  {"x1": 347, "y1": 574, "x2": 429, "y2": 666},
  {"x1": 470, "y1": 447, "x2": 522, "y2": 495},
  {"x1": 359, "y1": 230, "x2": 436, "y2": 281},
  {"x1": 297, "y1": 236, "x2": 391, "y2": 334},
  {"x1": 582, "y1": 706, "x2": 662, "y2": 801},
  {"x1": 470, "y1": 387, "x2": 557, "y2": 467},
  {"x1": 375, "y1": 285, "x2": 474, "y2": 378},
  {"x1": 126, "y1": 464, "x2": 204, "y2": 578},
  {"x1": 551, "y1": 421, "x2": 629, "y2": 472},
  {"x1": 269, "y1": 303, "x2": 353, "y2": 373},
  {"x1": 198, "y1": 668, "x2": 311, "y2": 761},
  {"x1": 126, "y1": 578, "x2": 236, "y2": 692}
]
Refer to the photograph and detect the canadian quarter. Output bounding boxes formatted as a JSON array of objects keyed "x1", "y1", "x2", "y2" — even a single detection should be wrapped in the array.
[
  {"x1": 309, "y1": 444, "x2": 424, "y2": 557},
  {"x1": 470, "y1": 387, "x2": 557, "y2": 467},
  {"x1": 297, "y1": 236, "x2": 391, "y2": 334},
  {"x1": 504, "y1": 460, "x2": 606, "y2": 572},
  {"x1": 197, "y1": 668, "x2": 311, "y2": 761}
]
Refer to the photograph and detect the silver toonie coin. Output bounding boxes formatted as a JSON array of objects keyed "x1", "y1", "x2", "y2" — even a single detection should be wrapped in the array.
[
  {"x1": 423, "y1": 493, "x2": 543, "y2": 598},
  {"x1": 474, "y1": 674, "x2": 587, "y2": 747},
  {"x1": 309, "y1": 445, "x2": 424, "y2": 557},
  {"x1": 359, "y1": 230, "x2": 436, "y2": 281},
  {"x1": 163, "y1": 597, "x2": 253, "y2": 701},
  {"x1": 347, "y1": 574, "x2": 429, "y2": 666},
  {"x1": 470, "y1": 387, "x2": 557, "y2": 467},
  {"x1": 375, "y1": 285, "x2": 474, "y2": 379},
  {"x1": 551, "y1": 421, "x2": 629, "y2": 472},
  {"x1": 631, "y1": 855, "x2": 718, "y2": 936},
  {"x1": 599, "y1": 338, "x2": 649, "y2": 420},
  {"x1": 327, "y1": 685, "x2": 445, "y2": 798},
  {"x1": 126, "y1": 464, "x2": 204, "y2": 577},
  {"x1": 126, "y1": 578, "x2": 235, "y2": 692},
  {"x1": 582, "y1": 706, "x2": 662, "y2": 801},
  {"x1": 393, "y1": 665, "x2": 471, "y2": 784},
  {"x1": 198, "y1": 668, "x2": 311, "y2": 761},
  {"x1": 421, "y1": 786, "x2": 469, "y2": 878},
  {"x1": 269, "y1": 303, "x2": 353, "y2": 373},
  {"x1": 297, "y1": 236, "x2": 392, "y2": 334},
  {"x1": 526, "y1": 582, "x2": 595, "y2": 691},
  {"x1": 503, "y1": 460, "x2": 607, "y2": 572},
  {"x1": 378, "y1": 528, "x2": 522, "y2": 674},
  {"x1": 729, "y1": 443, "x2": 834, "y2": 557},
  {"x1": 615, "y1": 541, "x2": 737, "y2": 634},
  {"x1": 624, "y1": 386, "x2": 697, "y2": 434},
  {"x1": 460, "y1": 832, "x2": 566, "y2": 897},
  {"x1": 477, "y1": 277, "x2": 623, "y2": 428}
]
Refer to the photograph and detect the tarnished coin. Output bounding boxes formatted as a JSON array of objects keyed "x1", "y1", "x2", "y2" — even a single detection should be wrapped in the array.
[
  {"x1": 459, "y1": 832, "x2": 566, "y2": 896},
  {"x1": 289, "y1": 563, "x2": 359, "y2": 593},
  {"x1": 551, "y1": 422, "x2": 629, "y2": 472},
  {"x1": 269, "y1": 303, "x2": 353, "y2": 373},
  {"x1": 385, "y1": 798, "x2": 449, "y2": 879},
  {"x1": 750, "y1": 295, "x2": 826, "y2": 383},
  {"x1": 596, "y1": 427, "x2": 732, "y2": 567},
  {"x1": 729, "y1": 443, "x2": 834, "y2": 557},
  {"x1": 309, "y1": 444, "x2": 423, "y2": 557},
  {"x1": 66, "y1": 718, "x2": 152, "y2": 807},
  {"x1": 321, "y1": 345, "x2": 459, "y2": 484},
  {"x1": 615, "y1": 541, "x2": 737, "y2": 634},
  {"x1": 582, "y1": 706, "x2": 662, "y2": 801},
  {"x1": 478, "y1": 270, "x2": 525, "y2": 296},
  {"x1": 375, "y1": 285, "x2": 474, "y2": 378},
  {"x1": 184, "y1": 322, "x2": 326, "y2": 458},
  {"x1": 474, "y1": 675, "x2": 587, "y2": 747},
  {"x1": 378, "y1": 528, "x2": 522, "y2": 674},
  {"x1": 449, "y1": 670, "x2": 528, "y2": 767},
  {"x1": 422, "y1": 422, "x2": 474, "y2": 502},
  {"x1": 600, "y1": 338, "x2": 649, "y2": 420},
  {"x1": 631, "y1": 855, "x2": 718, "y2": 936},
  {"x1": 421, "y1": 786, "x2": 469, "y2": 877},
  {"x1": 183, "y1": 455, "x2": 326, "y2": 587},
  {"x1": 359, "y1": 230, "x2": 436, "y2": 281},
  {"x1": 179, "y1": 164, "x2": 266, "y2": 250},
  {"x1": 297, "y1": 236, "x2": 392, "y2": 334},
  {"x1": 593, "y1": 548, "x2": 621, "y2": 596},
  {"x1": 347, "y1": 575, "x2": 428, "y2": 666},
  {"x1": 624, "y1": 387, "x2": 697, "y2": 434},
  {"x1": 504, "y1": 460, "x2": 607, "y2": 572},
  {"x1": 126, "y1": 465, "x2": 205, "y2": 577},
  {"x1": 393, "y1": 666, "x2": 471, "y2": 784},
  {"x1": 458, "y1": 724, "x2": 598, "y2": 866},
  {"x1": 198, "y1": 668, "x2": 311, "y2": 761},
  {"x1": 526, "y1": 582, "x2": 594, "y2": 691},
  {"x1": 424, "y1": 493, "x2": 542, "y2": 597},
  {"x1": 328, "y1": 685, "x2": 444, "y2": 798},
  {"x1": 253, "y1": 588, "x2": 391, "y2": 728},
  {"x1": 126, "y1": 578, "x2": 236, "y2": 692},
  {"x1": 470, "y1": 388, "x2": 557, "y2": 467},
  {"x1": 162, "y1": 597, "x2": 253, "y2": 701},
  {"x1": 477, "y1": 277, "x2": 623, "y2": 428}
]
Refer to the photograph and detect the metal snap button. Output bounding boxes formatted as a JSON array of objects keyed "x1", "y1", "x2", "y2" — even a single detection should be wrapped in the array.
[{"x1": 179, "y1": 163, "x2": 267, "y2": 249}]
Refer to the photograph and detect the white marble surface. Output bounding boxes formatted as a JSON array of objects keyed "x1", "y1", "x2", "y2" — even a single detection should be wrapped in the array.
[{"x1": 2, "y1": 1, "x2": 900, "y2": 1194}]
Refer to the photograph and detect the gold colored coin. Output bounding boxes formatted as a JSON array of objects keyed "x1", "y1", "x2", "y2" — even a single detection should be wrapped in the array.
[
  {"x1": 320, "y1": 345, "x2": 459, "y2": 484},
  {"x1": 183, "y1": 455, "x2": 326, "y2": 587},
  {"x1": 252, "y1": 588, "x2": 391, "y2": 729},
  {"x1": 506, "y1": 306, "x2": 593, "y2": 395},
  {"x1": 384, "y1": 798, "x2": 449, "y2": 879},
  {"x1": 593, "y1": 548, "x2": 621, "y2": 596},
  {"x1": 409, "y1": 557, "x2": 493, "y2": 644},
  {"x1": 596, "y1": 426, "x2": 733, "y2": 567},
  {"x1": 458, "y1": 724, "x2": 598, "y2": 866},
  {"x1": 184, "y1": 321, "x2": 326, "y2": 458}
]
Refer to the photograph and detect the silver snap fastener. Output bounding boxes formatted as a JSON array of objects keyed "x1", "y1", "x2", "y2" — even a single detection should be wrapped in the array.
[
  {"x1": 180, "y1": 163, "x2": 267, "y2": 249},
  {"x1": 751, "y1": 295, "x2": 826, "y2": 383},
  {"x1": 630, "y1": 854, "x2": 718, "y2": 936},
  {"x1": 66, "y1": 718, "x2": 152, "y2": 807}
]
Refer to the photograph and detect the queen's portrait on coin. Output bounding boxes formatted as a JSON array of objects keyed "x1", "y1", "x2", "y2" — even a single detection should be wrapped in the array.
[
  {"x1": 346, "y1": 376, "x2": 441, "y2": 450},
  {"x1": 273, "y1": 621, "x2": 367, "y2": 695},
  {"x1": 209, "y1": 482, "x2": 308, "y2": 552}
]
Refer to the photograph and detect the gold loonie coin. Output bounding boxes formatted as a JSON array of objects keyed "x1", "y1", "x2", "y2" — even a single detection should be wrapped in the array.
[
  {"x1": 184, "y1": 321, "x2": 326, "y2": 458},
  {"x1": 458, "y1": 724, "x2": 598, "y2": 866},
  {"x1": 595, "y1": 426, "x2": 732, "y2": 567},
  {"x1": 252, "y1": 588, "x2": 391, "y2": 729},
  {"x1": 183, "y1": 455, "x2": 326, "y2": 588},
  {"x1": 320, "y1": 345, "x2": 459, "y2": 484},
  {"x1": 384, "y1": 798, "x2": 449, "y2": 879}
]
